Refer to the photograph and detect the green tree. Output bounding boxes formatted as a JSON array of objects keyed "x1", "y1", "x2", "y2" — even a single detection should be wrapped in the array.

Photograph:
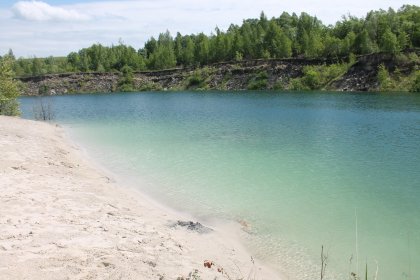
[
  {"x1": 147, "y1": 45, "x2": 177, "y2": 69},
  {"x1": 354, "y1": 30, "x2": 375, "y2": 54},
  {"x1": 380, "y1": 28, "x2": 399, "y2": 53},
  {"x1": 147, "y1": 31, "x2": 177, "y2": 70},
  {"x1": 264, "y1": 21, "x2": 292, "y2": 58},
  {"x1": 323, "y1": 34, "x2": 342, "y2": 57},
  {"x1": 377, "y1": 63, "x2": 394, "y2": 90},
  {"x1": 0, "y1": 55, "x2": 20, "y2": 116},
  {"x1": 302, "y1": 68, "x2": 322, "y2": 89},
  {"x1": 174, "y1": 32, "x2": 184, "y2": 64},
  {"x1": 397, "y1": 31, "x2": 409, "y2": 50},
  {"x1": 31, "y1": 57, "x2": 43, "y2": 76},
  {"x1": 118, "y1": 65, "x2": 135, "y2": 91},
  {"x1": 195, "y1": 33, "x2": 210, "y2": 65},
  {"x1": 183, "y1": 36, "x2": 196, "y2": 66}
]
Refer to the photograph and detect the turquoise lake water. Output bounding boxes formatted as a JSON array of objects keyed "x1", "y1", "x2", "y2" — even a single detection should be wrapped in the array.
[{"x1": 20, "y1": 92, "x2": 420, "y2": 279}]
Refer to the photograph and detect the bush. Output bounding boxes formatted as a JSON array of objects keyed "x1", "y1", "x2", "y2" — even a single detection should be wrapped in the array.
[
  {"x1": 187, "y1": 73, "x2": 204, "y2": 88},
  {"x1": 410, "y1": 71, "x2": 420, "y2": 92},
  {"x1": 138, "y1": 81, "x2": 163, "y2": 91},
  {"x1": 273, "y1": 80, "x2": 286, "y2": 90},
  {"x1": 290, "y1": 63, "x2": 349, "y2": 91},
  {"x1": 407, "y1": 53, "x2": 420, "y2": 64},
  {"x1": 38, "y1": 84, "x2": 49, "y2": 95},
  {"x1": 290, "y1": 77, "x2": 310, "y2": 90},
  {"x1": 186, "y1": 68, "x2": 212, "y2": 89},
  {"x1": 0, "y1": 56, "x2": 20, "y2": 116},
  {"x1": 247, "y1": 71, "x2": 268, "y2": 90},
  {"x1": 377, "y1": 64, "x2": 395, "y2": 91},
  {"x1": 118, "y1": 65, "x2": 135, "y2": 92},
  {"x1": 302, "y1": 69, "x2": 322, "y2": 89}
]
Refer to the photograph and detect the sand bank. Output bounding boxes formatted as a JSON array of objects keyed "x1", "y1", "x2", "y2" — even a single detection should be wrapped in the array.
[{"x1": 0, "y1": 116, "x2": 280, "y2": 280}]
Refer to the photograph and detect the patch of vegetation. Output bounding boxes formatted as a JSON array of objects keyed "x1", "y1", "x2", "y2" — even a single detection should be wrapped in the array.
[
  {"x1": 410, "y1": 70, "x2": 420, "y2": 92},
  {"x1": 214, "y1": 72, "x2": 232, "y2": 90},
  {"x1": 377, "y1": 64, "x2": 396, "y2": 91},
  {"x1": 117, "y1": 65, "x2": 135, "y2": 92},
  {"x1": 187, "y1": 72, "x2": 205, "y2": 88},
  {"x1": 38, "y1": 84, "x2": 50, "y2": 95},
  {"x1": 138, "y1": 81, "x2": 163, "y2": 91},
  {"x1": 376, "y1": 64, "x2": 420, "y2": 92},
  {"x1": 247, "y1": 71, "x2": 269, "y2": 90},
  {"x1": 273, "y1": 79, "x2": 287, "y2": 90},
  {"x1": 0, "y1": 55, "x2": 20, "y2": 116},
  {"x1": 186, "y1": 67, "x2": 212, "y2": 90},
  {"x1": 290, "y1": 62, "x2": 350, "y2": 90}
]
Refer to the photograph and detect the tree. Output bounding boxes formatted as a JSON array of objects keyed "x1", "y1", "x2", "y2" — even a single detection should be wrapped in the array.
[
  {"x1": 377, "y1": 63, "x2": 394, "y2": 90},
  {"x1": 264, "y1": 21, "x2": 292, "y2": 58},
  {"x1": 183, "y1": 36, "x2": 196, "y2": 66},
  {"x1": 146, "y1": 31, "x2": 177, "y2": 70},
  {"x1": 144, "y1": 37, "x2": 158, "y2": 59},
  {"x1": 118, "y1": 65, "x2": 134, "y2": 91},
  {"x1": 0, "y1": 55, "x2": 20, "y2": 116},
  {"x1": 380, "y1": 28, "x2": 399, "y2": 53},
  {"x1": 195, "y1": 33, "x2": 210, "y2": 65},
  {"x1": 354, "y1": 30, "x2": 375, "y2": 54},
  {"x1": 397, "y1": 31, "x2": 409, "y2": 50},
  {"x1": 323, "y1": 34, "x2": 342, "y2": 58},
  {"x1": 277, "y1": 32, "x2": 293, "y2": 58},
  {"x1": 174, "y1": 32, "x2": 184, "y2": 64},
  {"x1": 31, "y1": 57, "x2": 43, "y2": 76}
]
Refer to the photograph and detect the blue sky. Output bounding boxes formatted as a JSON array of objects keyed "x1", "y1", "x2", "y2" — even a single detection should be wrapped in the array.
[
  {"x1": 0, "y1": 0, "x2": 103, "y2": 7},
  {"x1": 1, "y1": 0, "x2": 418, "y2": 57}
]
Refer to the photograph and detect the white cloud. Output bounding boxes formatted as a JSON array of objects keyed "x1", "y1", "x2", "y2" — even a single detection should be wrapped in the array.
[{"x1": 12, "y1": 1, "x2": 90, "y2": 22}]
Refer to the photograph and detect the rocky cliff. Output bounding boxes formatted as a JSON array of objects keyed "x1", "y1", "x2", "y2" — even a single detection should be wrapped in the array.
[{"x1": 18, "y1": 51, "x2": 420, "y2": 96}]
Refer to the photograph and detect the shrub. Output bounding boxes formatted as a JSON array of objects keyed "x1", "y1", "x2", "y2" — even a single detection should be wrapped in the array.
[
  {"x1": 186, "y1": 68, "x2": 212, "y2": 89},
  {"x1": 117, "y1": 65, "x2": 135, "y2": 92},
  {"x1": 187, "y1": 72, "x2": 204, "y2": 88},
  {"x1": 377, "y1": 64, "x2": 395, "y2": 91},
  {"x1": 290, "y1": 63, "x2": 349, "y2": 91},
  {"x1": 38, "y1": 84, "x2": 49, "y2": 95},
  {"x1": 290, "y1": 77, "x2": 310, "y2": 90},
  {"x1": 247, "y1": 71, "x2": 268, "y2": 90},
  {"x1": 138, "y1": 81, "x2": 163, "y2": 91},
  {"x1": 0, "y1": 56, "x2": 20, "y2": 116},
  {"x1": 410, "y1": 71, "x2": 420, "y2": 92},
  {"x1": 273, "y1": 80, "x2": 287, "y2": 90}
]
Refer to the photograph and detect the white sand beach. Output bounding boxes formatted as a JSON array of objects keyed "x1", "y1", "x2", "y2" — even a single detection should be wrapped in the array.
[{"x1": 0, "y1": 116, "x2": 280, "y2": 280}]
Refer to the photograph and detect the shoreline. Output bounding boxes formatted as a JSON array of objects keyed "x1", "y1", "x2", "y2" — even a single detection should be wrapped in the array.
[{"x1": 0, "y1": 116, "x2": 281, "y2": 279}]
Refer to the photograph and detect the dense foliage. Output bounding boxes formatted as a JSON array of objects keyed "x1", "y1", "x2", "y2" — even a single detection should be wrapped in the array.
[
  {"x1": 0, "y1": 52, "x2": 20, "y2": 116},
  {"x1": 5, "y1": 5, "x2": 420, "y2": 76}
]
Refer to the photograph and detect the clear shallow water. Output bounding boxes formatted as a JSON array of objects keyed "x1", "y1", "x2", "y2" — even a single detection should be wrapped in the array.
[{"x1": 20, "y1": 92, "x2": 420, "y2": 279}]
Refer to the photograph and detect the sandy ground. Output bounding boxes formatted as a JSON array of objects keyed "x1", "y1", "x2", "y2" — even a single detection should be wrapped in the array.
[{"x1": 0, "y1": 116, "x2": 280, "y2": 280}]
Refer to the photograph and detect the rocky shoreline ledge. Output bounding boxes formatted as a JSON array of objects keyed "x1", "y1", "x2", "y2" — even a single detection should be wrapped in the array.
[{"x1": 18, "y1": 51, "x2": 420, "y2": 96}]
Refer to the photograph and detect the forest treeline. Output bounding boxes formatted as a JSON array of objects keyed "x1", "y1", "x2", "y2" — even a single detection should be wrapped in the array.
[{"x1": 3, "y1": 4, "x2": 420, "y2": 76}]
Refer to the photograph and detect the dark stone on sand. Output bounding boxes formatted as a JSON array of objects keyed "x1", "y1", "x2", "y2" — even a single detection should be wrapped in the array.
[{"x1": 172, "y1": 220, "x2": 213, "y2": 234}]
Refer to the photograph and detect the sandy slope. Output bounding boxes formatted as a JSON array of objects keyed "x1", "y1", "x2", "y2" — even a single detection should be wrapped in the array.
[{"x1": 0, "y1": 116, "x2": 280, "y2": 280}]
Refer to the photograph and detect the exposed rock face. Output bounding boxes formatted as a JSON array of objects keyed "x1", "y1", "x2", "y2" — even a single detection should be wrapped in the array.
[
  {"x1": 17, "y1": 52, "x2": 420, "y2": 95},
  {"x1": 18, "y1": 59, "x2": 311, "y2": 95},
  {"x1": 20, "y1": 72, "x2": 120, "y2": 95},
  {"x1": 330, "y1": 50, "x2": 420, "y2": 91}
]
